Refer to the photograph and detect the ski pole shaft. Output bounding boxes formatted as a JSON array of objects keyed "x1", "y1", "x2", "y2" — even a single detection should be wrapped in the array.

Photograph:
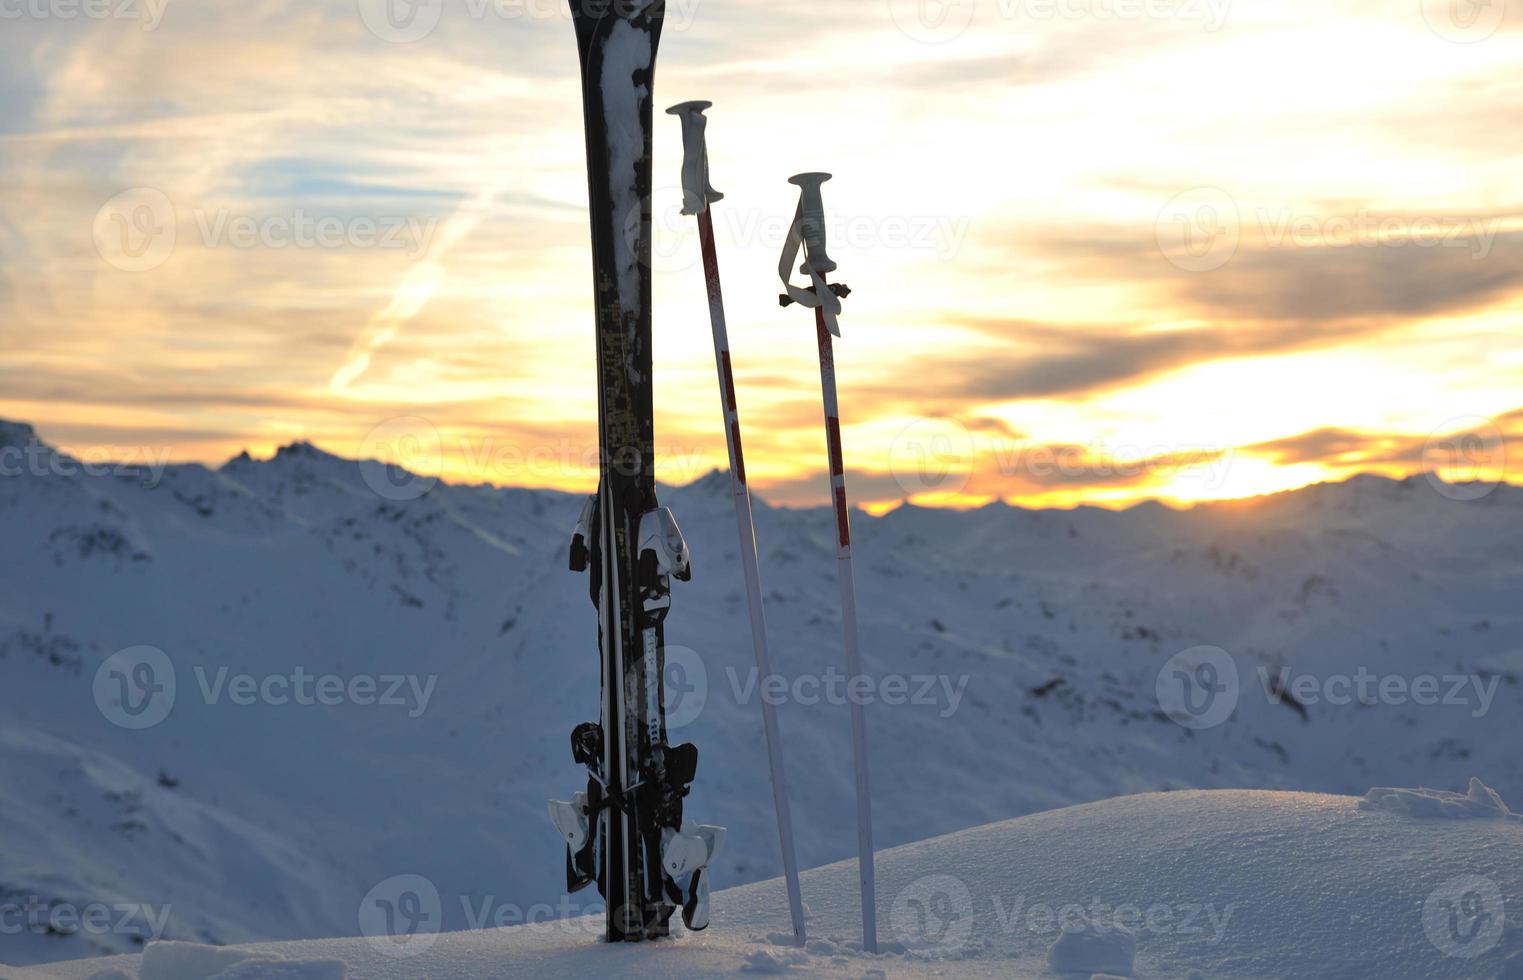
[
  {"x1": 694, "y1": 205, "x2": 808, "y2": 947},
  {"x1": 812, "y1": 306, "x2": 878, "y2": 954}
]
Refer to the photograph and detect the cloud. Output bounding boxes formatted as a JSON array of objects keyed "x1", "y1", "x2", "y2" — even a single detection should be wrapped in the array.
[
  {"x1": 881, "y1": 222, "x2": 1523, "y2": 407},
  {"x1": 1244, "y1": 417, "x2": 1522, "y2": 472},
  {"x1": 861, "y1": 319, "x2": 1373, "y2": 406}
]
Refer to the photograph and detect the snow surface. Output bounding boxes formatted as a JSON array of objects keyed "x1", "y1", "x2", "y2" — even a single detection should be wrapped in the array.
[
  {"x1": 1, "y1": 421, "x2": 1520, "y2": 968},
  {"x1": 14, "y1": 788, "x2": 1523, "y2": 979}
]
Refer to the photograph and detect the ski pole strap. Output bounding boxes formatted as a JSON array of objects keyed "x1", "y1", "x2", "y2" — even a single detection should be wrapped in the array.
[
  {"x1": 667, "y1": 101, "x2": 724, "y2": 216},
  {"x1": 779, "y1": 195, "x2": 845, "y2": 337}
]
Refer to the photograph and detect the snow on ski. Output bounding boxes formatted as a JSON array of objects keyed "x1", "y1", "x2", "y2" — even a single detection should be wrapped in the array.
[
  {"x1": 666, "y1": 99, "x2": 808, "y2": 948},
  {"x1": 779, "y1": 172, "x2": 879, "y2": 952}
]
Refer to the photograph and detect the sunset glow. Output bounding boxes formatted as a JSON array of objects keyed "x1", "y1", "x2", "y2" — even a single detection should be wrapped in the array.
[{"x1": 1, "y1": 0, "x2": 1518, "y2": 510}]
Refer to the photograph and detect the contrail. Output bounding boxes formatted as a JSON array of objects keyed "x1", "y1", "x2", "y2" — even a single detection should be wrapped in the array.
[{"x1": 329, "y1": 189, "x2": 496, "y2": 391}]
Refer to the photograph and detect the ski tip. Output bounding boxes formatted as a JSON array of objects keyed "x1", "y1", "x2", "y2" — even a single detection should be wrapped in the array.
[{"x1": 666, "y1": 100, "x2": 714, "y2": 116}]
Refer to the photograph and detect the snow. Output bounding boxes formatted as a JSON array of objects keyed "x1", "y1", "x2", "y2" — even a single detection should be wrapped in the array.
[
  {"x1": 1047, "y1": 916, "x2": 1136, "y2": 976},
  {"x1": 1361, "y1": 776, "x2": 1522, "y2": 822},
  {"x1": 131, "y1": 943, "x2": 344, "y2": 980},
  {"x1": 598, "y1": 12, "x2": 656, "y2": 338},
  {"x1": 1, "y1": 420, "x2": 1521, "y2": 970},
  {"x1": 16, "y1": 787, "x2": 1523, "y2": 978}
]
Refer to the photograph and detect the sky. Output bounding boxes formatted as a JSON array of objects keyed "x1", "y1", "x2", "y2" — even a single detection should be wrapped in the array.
[{"x1": 0, "y1": 0, "x2": 1518, "y2": 511}]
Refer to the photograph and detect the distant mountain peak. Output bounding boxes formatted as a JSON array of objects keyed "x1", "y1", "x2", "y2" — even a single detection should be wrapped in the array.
[
  {"x1": 692, "y1": 469, "x2": 731, "y2": 495},
  {"x1": 274, "y1": 441, "x2": 328, "y2": 461},
  {"x1": 0, "y1": 419, "x2": 40, "y2": 449}
]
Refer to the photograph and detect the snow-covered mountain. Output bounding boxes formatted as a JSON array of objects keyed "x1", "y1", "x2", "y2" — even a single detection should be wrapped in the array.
[{"x1": 1, "y1": 418, "x2": 1519, "y2": 967}]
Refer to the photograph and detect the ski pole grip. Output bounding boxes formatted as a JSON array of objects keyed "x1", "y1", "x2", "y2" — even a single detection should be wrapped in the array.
[
  {"x1": 666, "y1": 101, "x2": 724, "y2": 216},
  {"x1": 788, "y1": 172, "x2": 837, "y2": 275}
]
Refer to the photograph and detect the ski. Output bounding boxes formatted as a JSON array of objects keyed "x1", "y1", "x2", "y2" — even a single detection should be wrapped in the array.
[
  {"x1": 779, "y1": 172, "x2": 878, "y2": 952},
  {"x1": 549, "y1": 0, "x2": 723, "y2": 944},
  {"x1": 667, "y1": 100, "x2": 808, "y2": 947}
]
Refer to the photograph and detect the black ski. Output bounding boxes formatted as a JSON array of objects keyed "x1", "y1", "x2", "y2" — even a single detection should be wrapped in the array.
[{"x1": 557, "y1": 0, "x2": 711, "y2": 944}]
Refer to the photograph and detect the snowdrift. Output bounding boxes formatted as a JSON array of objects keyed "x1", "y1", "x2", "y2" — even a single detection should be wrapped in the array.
[{"x1": 14, "y1": 787, "x2": 1522, "y2": 979}]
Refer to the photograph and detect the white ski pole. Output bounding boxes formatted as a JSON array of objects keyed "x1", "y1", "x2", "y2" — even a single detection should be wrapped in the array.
[
  {"x1": 779, "y1": 171, "x2": 877, "y2": 953},
  {"x1": 667, "y1": 100, "x2": 808, "y2": 947}
]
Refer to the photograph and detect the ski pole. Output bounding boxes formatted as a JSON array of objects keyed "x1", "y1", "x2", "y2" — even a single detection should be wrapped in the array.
[
  {"x1": 667, "y1": 100, "x2": 808, "y2": 947},
  {"x1": 780, "y1": 171, "x2": 877, "y2": 953}
]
